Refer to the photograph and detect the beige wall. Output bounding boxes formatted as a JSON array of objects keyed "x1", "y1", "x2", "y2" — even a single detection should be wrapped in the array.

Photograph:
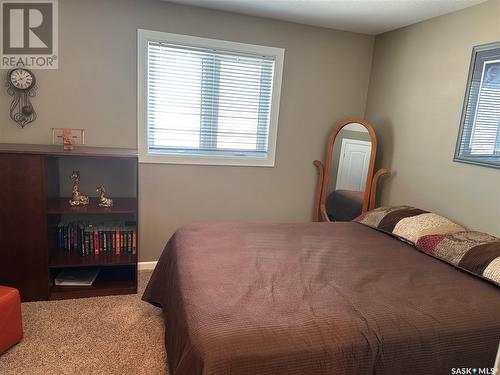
[
  {"x1": 0, "y1": 0, "x2": 374, "y2": 260},
  {"x1": 365, "y1": 0, "x2": 500, "y2": 236}
]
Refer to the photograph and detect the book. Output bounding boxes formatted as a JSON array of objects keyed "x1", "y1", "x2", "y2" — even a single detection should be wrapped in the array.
[
  {"x1": 54, "y1": 267, "x2": 100, "y2": 286},
  {"x1": 132, "y1": 231, "x2": 137, "y2": 255},
  {"x1": 116, "y1": 229, "x2": 120, "y2": 255}
]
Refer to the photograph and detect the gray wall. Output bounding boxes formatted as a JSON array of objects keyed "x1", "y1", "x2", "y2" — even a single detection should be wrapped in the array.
[
  {"x1": 0, "y1": 0, "x2": 374, "y2": 260},
  {"x1": 364, "y1": 0, "x2": 500, "y2": 236}
]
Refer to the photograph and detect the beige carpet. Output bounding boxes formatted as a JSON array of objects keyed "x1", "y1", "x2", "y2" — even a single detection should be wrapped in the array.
[{"x1": 0, "y1": 270, "x2": 168, "y2": 375}]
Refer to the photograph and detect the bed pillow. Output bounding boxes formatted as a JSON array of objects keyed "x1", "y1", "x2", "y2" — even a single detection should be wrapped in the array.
[
  {"x1": 417, "y1": 231, "x2": 500, "y2": 286},
  {"x1": 356, "y1": 206, "x2": 500, "y2": 286},
  {"x1": 355, "y1": 205, "x2": 465, "y2": 244}
]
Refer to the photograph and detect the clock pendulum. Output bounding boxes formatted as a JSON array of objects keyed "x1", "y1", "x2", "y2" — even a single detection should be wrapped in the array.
[{"x1": 6, "y1": 68, "x2": 37, "y2": 128}]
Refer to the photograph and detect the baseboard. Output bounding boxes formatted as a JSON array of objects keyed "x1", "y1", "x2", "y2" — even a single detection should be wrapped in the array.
[{"x1": 138, "y1": 261, "x2": 158, "y2": 270}]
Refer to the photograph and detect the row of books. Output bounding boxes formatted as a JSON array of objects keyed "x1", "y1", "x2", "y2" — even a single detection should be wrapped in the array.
[{"x1": 56, "y1": 221, "x2": 137, "y2": 256}]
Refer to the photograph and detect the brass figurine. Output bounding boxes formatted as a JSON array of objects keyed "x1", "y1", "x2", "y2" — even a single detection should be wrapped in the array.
[
  {"x1": 96, "y1": 185, "x2": 113, "y2": 208},
  {"x1": 68, "y1": 171, "x2": 89, "y2": 207}
]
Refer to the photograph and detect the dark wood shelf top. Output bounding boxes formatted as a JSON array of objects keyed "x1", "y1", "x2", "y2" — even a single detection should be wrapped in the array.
[
  {"x1": 47, "y1": 197, "x2": 137, "y2": 214},
  {"x1": 49, "y1": 248, "x2": 137, "y2": 268},
  {"x1": 0, "y1": 143, "x2": 138, "y2": 158}
]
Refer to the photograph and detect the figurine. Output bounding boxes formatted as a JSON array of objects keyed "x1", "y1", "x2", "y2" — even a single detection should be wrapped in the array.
[
  {"x1": 68, "y1": 171, "x2": 89, "y2": 207},
  {"x1": 96, "y1": 185, "x2": 113, "y2": 207}
]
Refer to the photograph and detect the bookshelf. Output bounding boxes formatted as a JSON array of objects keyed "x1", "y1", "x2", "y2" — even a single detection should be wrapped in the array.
[
  {"x1": 49, "y1": 248, "x2": 137, "y2": 268},
  {"x1": 0, "y1": 144, "x2": 139, "y2": 301},
  {"x1": 46, "y1": 197, "x2": 137, "y2": 214}
]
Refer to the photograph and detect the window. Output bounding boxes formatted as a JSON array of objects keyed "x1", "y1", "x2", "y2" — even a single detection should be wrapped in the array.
[
  {"x1": 138, "y1": 30, "x2": 284, "y2": 166},
  {"x1": 455, "y1": 41, "x2": 500, "y2": 169}
]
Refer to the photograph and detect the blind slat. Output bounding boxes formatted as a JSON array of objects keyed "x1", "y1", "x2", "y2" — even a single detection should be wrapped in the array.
[{"x1": 147, "y1": 41, "x2": 275, "y2": 155}]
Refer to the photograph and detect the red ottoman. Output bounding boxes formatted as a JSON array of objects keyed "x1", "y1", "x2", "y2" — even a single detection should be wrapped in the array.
[{"x1": 0, "y1": 286, "x2": 23, "y2": 354}]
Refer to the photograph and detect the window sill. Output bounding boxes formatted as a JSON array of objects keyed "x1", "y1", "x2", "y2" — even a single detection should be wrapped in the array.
[
  {"x1": 453, "y1": 156, "x2": 500, "y2": 170},
  {"x1": 138, "y1": 153, "x2": 276, "y2": 167}
]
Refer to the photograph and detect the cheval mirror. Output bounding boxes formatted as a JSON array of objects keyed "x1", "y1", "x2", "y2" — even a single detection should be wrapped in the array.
[{"x1": 313, "y1": 118, "x2": 389, "y2": 222}]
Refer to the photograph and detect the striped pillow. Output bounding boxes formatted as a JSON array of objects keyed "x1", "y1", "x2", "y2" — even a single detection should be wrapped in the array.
[
  {"x1": 355, "y1": 206, "x2": 500, "y2": 286},
  {"x1": 355, "y1": 205, "x2": 465, "y2": 244},
  {"x1": 417, "y1": 231, "x2": 500, "y2": 286}
]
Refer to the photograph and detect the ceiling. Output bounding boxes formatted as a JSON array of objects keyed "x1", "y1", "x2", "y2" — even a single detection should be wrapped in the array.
[{"x1": 164, "y1": 0, "x2": 486, "y2": 35}]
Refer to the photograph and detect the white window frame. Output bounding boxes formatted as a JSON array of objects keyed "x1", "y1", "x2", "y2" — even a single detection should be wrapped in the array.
[{"x1": 137, "y1": 29, "x2": 284, "y2": 167}]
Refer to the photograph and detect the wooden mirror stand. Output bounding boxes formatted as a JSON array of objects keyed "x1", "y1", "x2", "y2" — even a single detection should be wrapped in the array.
[{"x1": 312, "y1": 118, "x2": 389, "y2": 222}]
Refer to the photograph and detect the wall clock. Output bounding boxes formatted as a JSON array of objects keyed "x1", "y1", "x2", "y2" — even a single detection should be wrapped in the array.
[{"x1": 6, "y1": 68, "x2": 37, "y2": 128}]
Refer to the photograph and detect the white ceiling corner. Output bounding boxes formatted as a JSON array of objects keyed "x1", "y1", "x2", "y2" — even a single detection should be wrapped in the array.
[{"x1": 163, "y1": 0, "x2": 487, "y2": 35}]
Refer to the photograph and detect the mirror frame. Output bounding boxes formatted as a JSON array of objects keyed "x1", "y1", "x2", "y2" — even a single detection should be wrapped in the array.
[{"x1": 316, "y1": 118, "x2": 378, "y2": 222}]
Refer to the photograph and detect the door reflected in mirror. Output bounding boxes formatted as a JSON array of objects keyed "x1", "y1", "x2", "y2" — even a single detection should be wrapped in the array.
[
  {"x1": 329, "y1": 123, "x2": 372, "y2": 193},
  {"x1": 326, "y1": 123, "x2": 373, "y2": 221}
]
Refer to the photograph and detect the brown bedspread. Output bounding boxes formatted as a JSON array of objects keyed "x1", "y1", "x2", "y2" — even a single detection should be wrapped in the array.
[{"x1": 143, "y1": 222, "x2": 500, "y2": 375}]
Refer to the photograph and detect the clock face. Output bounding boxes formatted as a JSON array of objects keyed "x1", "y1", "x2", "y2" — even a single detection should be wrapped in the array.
[{"x1": 9, "y1": 69, "x2": 34, "y2": 90}]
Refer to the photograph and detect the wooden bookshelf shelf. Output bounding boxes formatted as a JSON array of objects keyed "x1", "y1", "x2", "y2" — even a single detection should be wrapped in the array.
[
  {"x1": 47, "y1": 198, "x2": 137, "y2": 214},
  {"x1": 49, "y1": 267, "x2": 137, "y2": 300},
  {"x1": 49, "y1": 248, "x2": 137, "y2": 268}
]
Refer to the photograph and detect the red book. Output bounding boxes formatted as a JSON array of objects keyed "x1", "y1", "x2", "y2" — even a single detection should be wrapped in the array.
[
  {"x1": 132, "y1": 231, "x2": 137, "y2": 255},
  {"x1": 115, "y1": 230, "x2": 120, "y2": 255},
  {"x1": 94, "y1": 231, "x2": 99, "y2": 255}
]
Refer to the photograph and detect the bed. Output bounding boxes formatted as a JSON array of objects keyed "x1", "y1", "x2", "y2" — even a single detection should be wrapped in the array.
[{"x1": 142, "y1": 221, "x2": 500, "y2": 375}]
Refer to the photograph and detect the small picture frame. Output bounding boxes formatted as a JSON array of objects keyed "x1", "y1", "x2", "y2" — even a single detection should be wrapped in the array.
[{"x1": 51, "y1": 128, "x2": 85, "y2": 151}]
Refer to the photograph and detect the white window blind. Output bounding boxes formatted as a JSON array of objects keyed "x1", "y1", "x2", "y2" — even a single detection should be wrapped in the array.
[
  {"x1": 467, "y1": 61, "x2": 500, "y2": 156},
  {"x1": 455, "y1": 44, "x2": 500, "y2": 168},
  {"x1": 138, "y1": 30, "x2": 284, "y2": 166}
]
